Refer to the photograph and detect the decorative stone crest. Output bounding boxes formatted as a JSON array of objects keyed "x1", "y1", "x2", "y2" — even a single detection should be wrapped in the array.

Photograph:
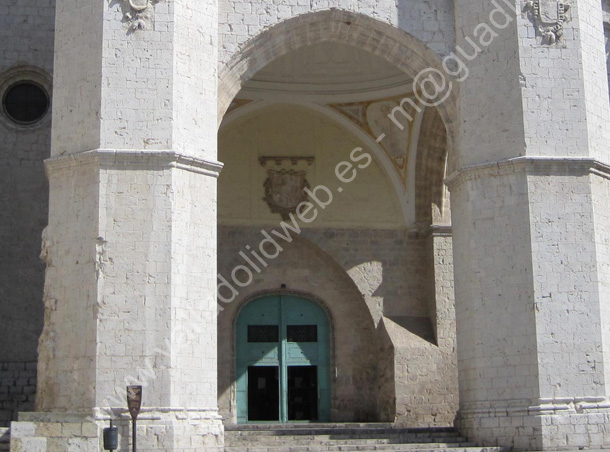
[
  {"x1": 523, "y1": 0, "x2": 571, "y2": 45},
  {"x1": 116, "y1": 0, "x2": 160, "y2": 31},
  {"x1": 263, "y1": 169, "x2": 310, "y2": 220}
]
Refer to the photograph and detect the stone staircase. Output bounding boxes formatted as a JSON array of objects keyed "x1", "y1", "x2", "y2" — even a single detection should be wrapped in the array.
[
  {"x1": 224, "y1": 424, "x2": 506, "y2": 452},
  {"x1": 0, "y1": 428, "x2": 9, "y2": 451},
  {"x1": 0, "y1": 423, "x2": 506, "y2": 452}
]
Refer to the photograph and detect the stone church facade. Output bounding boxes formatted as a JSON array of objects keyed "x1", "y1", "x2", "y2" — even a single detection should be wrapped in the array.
[{"x1": 2, "y1": 0, "x2": 610, "y2": 450}]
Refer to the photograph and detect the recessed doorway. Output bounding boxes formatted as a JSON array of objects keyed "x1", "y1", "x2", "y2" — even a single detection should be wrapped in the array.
[{"x1": 236, "y1": 295, "x2": 331, "y2": 423}]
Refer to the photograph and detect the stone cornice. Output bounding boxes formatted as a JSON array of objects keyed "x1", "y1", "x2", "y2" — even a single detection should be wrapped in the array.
[
  {"x1": 446, "y1": 156, "x2": 610, "y2": 190},
  {"x1": 407, "y1": 223, "x2": 452, "y2": 238},
  {"x1": 428, "y1": 224, "x2": 452, "y2": 237},
  {"x1": 45, "y1": 149, "x2": 224, "y2": 178},
  {"x1": 20, "y1": 408, "x2": 223, "y2": 423},
  {"x1": 92, "y1": 406, "x2": 222, "y2": 421},
  {"x1": 459, "y1": 396, "x2": 610, "y2": 417}
]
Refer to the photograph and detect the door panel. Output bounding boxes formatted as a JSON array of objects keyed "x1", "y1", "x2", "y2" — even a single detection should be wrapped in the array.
[
  {"x1": 288, "y1": 366, "x2": 318, "y2": 421},
  {"x1": 286, "y1": 344, "x2": 318, "y2": 361},
  {"x1": 236, "y1": 298, "x2": 281, "y2": 423},
  {"x1": 248, "y1": 345, "x2": 279, "y2": 362},
  {"x1": 248, "y1": 366, "x2": 280, "y2": 421}
]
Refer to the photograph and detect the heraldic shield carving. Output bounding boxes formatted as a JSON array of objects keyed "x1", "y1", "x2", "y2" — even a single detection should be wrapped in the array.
[
  {"x1": 263, "y1": 169, "x2": 310, "y2": 220},
  {"x1": 523, "y1": 0, "x2": 571, "y2": 45},
  {"x1": 115, "y1": 0, "x2": 159, "y2": 31}
]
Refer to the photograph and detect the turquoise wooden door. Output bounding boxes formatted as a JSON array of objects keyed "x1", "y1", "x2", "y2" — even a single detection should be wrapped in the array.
[{"x1": 236, "y1": 295, "x2": 330, "y2": 423}]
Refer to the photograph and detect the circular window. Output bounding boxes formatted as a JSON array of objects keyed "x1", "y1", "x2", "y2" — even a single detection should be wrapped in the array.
[{"x1": 2, "y1": 81, "x2": 50, "y2": 125}]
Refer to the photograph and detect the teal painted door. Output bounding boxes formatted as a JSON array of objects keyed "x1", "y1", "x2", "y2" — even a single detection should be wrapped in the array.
[{"x1": 236, "y1": 295, "x2": 331, "y2": 423}]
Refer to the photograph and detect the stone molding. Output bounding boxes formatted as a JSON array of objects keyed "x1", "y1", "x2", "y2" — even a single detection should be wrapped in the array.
[
  {"x1": 45, "y1": 149, "x2": 223, "y2": 178},
  {"x1": 18, "y1": 408, "x2": 222, "y2": 423},
  {"x1": 428, "y1": 224, "x2": 452, "y2": 237},
  {"x1": 407, "y1": 223, "x2": 452, "y2": 238},
  {"x1": 91, "y1": 406, "x2": 223, "y2": 421},
  {"x1": 445, "y1": 156, "x2": 610, "y2": 190},
  {"x1": 460, "y1": 395, "x2": 610, "y2": 417}
]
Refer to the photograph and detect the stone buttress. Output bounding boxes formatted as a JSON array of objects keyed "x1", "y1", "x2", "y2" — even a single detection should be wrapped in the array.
[
  {"x1": 450, "y1": 0, "x2": 610, "y2": 449},
  {"x1": 10, "y1": 1, "x2": 224, "y2": 451}
]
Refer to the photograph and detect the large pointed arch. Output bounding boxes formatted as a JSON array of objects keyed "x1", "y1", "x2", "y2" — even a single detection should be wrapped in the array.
[{"x1": 218, "y1": 9, "x2": 457, "y2": 156}]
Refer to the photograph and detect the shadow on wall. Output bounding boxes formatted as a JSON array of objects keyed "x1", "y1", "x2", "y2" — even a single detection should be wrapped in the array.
[
  {"x1": 217, "y1": 229, "x2": 381, "y2": 423},
  {"x1": 301, "y1": 229, "x2": 431, "y2": 320},
  {"x1": 0, "y1": 362, "x2": 37, "y2": 427}
]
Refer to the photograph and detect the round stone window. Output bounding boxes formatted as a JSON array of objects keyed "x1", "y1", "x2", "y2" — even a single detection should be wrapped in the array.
[{"x1": 2, "y1": 81, "x2": 50, "y2": 125}]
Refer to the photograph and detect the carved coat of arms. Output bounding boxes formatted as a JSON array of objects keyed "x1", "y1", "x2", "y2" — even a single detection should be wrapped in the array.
[
  {"x1": 117, "y1": 0, "x2": 159, "y2": 31},
  {"x1": 263, "y1": 169, "x2": 310, "y2": 220},
  {"x1": 524, "y1": 0, "x2": 571, "y2": 45}
]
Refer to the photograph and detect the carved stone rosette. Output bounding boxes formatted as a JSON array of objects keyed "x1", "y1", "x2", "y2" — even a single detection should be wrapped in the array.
[{"x1": 523, "y1": 0, "x2": 571, "y2": 45}]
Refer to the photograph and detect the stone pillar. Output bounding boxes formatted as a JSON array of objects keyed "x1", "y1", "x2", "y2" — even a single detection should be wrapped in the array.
[
  {"x1": 429, "y1": 227, "x2": 455, "y2": 352},
  {"x1": 450, "y1": 0, "x2": 610, "y2": 450},
  {"x1": 10, "y1": 1, "x2": 223, "y2": 451}
]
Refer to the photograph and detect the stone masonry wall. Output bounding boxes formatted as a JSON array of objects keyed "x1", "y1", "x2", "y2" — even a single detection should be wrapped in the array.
[
  {"x1": 0, "y1": 0, "x2": 55, "y2": 364},
  {"x1": 379, "y1": 233, "x2": 458, "y2": 427},
  {"x1": 0, "y1": 0, "x2": 52, "y2": 428},
  {"x1": 0, "y1": 362, "x2": 36, "y2": 427},
  {"x1": 0, "y1": 1, "x2": 55, "y2": 74},
  {"x1": 299, "y1": 228, "x2": 431, "y2": 320},
  {"x1": 218, "y1": 0, "x2": 456, "y2": 64}
]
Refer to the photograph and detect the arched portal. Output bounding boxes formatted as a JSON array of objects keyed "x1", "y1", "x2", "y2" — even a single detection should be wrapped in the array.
[
  {"x1": 217, "y1": 10, "x2": 457, "y2": 428},
  {"x1": 236, "y1": 294, "x2": 331, "y2": 423}
]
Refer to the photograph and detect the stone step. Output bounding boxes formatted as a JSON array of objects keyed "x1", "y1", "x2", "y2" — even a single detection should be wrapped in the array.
[
  {"x1": 0, "y1": 428, "x2": 9, "y2": 451},
  {"x1": 226, "y1": 426, "x2": 464, "y2": 441},
  {"x1": 225, "y1": 438, "x2": 476, "y2": 450},
  {"x1": 229, "y1": 433, "x2": 465, "y2": 440},
  {"x1": 223, "y1": 425, "x2": 501, "y2": 452},
  {"x1": 226, "y1": 423, "x2": 402, "y2": 430},
  {"x1": 226, "y1": 425, "x2": 459, "y2": 437},
  {"x1": 226, "y1": 424, "x2": 454, "y2": 431},
  {"x1": 227, "y1": 436, "x2": 471, "y2": 445},
  {"x1": 228, "y1": 432, "x2": 464, "y2": 439},
  {"x1": 224, "y1": 446, "x2": 505, "y2": 452}
]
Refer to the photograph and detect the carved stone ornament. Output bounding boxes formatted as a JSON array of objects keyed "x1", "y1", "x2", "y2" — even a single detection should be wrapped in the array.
[
  {"x1": 259, "y1": 156, "x2": 315, "y2": 167},
  {"x1": 118, "y1": 0, "x2": 160, "y2": 31},
  {"x1": 263, "y1": 169, "x2": 310, "y2": 221},
  {"x1": 523, "y1": 0, "x2": 571, "y2": 45}
]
